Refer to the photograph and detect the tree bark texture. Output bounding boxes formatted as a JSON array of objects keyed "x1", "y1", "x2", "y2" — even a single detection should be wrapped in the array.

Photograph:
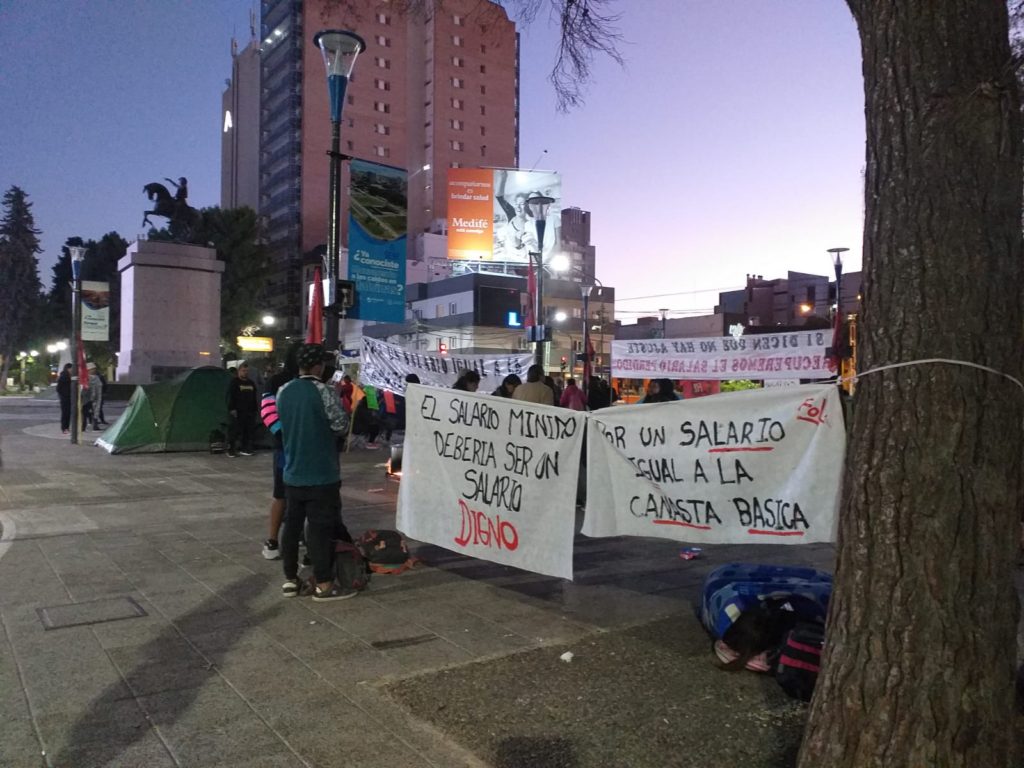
[{"x1": 799, "y1": 2, "x2": 1023, "y2": 766}]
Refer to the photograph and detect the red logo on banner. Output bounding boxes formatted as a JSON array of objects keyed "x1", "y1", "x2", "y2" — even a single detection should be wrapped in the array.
[{"x1": 796, "y1": 396, "x2": 829, "y2": 426}]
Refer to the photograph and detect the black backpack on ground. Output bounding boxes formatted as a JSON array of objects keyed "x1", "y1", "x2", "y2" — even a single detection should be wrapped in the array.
[
  {"x1": 355, "y1": 529, "x2": 419, "y2": 574},
  {"x1": 333, "y1": 541, "x2": 370, "y2": 592},
  {"x1": 775, "y1": 623, "x2": 826, "y2": 701}
]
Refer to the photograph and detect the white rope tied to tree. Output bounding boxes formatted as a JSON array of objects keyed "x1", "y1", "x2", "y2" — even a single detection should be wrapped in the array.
[{"x1": 852, "y1": 358, "x2": 1024, "y2": 392}]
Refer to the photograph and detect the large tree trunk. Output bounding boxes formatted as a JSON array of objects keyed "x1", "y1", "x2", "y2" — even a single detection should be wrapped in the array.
[{"x1": 799, "y1": 2, "x2": 1023, "y2": 766}]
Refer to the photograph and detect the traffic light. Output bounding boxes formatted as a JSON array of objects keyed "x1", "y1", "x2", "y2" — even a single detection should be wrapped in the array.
[{"x1": 439, "y1": 341, "x2": 448, "y2": 355}]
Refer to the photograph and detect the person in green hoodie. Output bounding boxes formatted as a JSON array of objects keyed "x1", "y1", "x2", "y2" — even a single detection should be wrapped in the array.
[{"x1": 275, "y1": 344, "x2": 353, "y2": 601}]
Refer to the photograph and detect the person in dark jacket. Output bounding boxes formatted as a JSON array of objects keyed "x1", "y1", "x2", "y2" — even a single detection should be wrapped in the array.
[
  {"x1": 227, "y1": 362, "x2": 259, "y2": 456},
  {"x1": 258, "y1": 344, "x2": 299, "y2": 560},
  {"x1": 453, "y1": 370, "x2": 481, "y2": 392},
  {"x1": 492, "y1": 373, "x2": 521, "y2": 397},
  {"x1": 56, "y1": 364, "x2": 72, "y2": 434}
]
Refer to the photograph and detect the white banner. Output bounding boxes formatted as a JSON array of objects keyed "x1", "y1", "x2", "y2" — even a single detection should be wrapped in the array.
[
  {"x1": 360, "y1": 336, "x2": 533, "y2": 394},
  {"x1": 397, "y1": 384, "x2": 585, "y2": 580},
  {"x1": 582, "y1": 384, "x2": 844, "y2": 544},
  {"x1": 611, "y1": 331, "x2": 833, "y2": 380},
  {"x1": 81, "y1": 281, "x2": 110, "y2": 342}
]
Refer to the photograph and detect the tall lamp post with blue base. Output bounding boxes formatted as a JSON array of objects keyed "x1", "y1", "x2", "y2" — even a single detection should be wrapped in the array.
[
  {"x1": 314, "y1": 29, "x2": 365, "y2": 355},
  {"x1": 69, "y1": 245, "x2": 86, "y2": 445},
  {"x1": 526, "y1": 193, "x2": 554, "y2": 367}
]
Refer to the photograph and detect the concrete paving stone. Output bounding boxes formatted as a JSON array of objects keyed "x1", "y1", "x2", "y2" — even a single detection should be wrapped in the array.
[
  {"x1": 208, "y1": 753, "x2": 306, "y2": 768},
  {"x1": 282, "y1": 721, "x2": 432, "y2": 768},
  {"x1": 92, "y1": 612, "x2": 175, "y2": 650},
  {"x1": 189, "y1": 622, "x2": 281, "y2": 656},
  {"x1": 387, "y1": 602, "x2": 534, "y2": 657},
  {"x1": 138, "y1": 678, "x2": 262, "y2": 731},
  {"x1": 144, "y1": 586, "x2": 223, "y2": 617},
  {"x1": 106, "y1": 633, "x2": 204, "y2": 670},
  {"x1": 303, "y1": 599, "x2": 432, "y2": 646},
  {"x1": 306, "y1": 637, "x2": 405, "y2": 684},
  {"x1": 379, "y1": 634, "x2": 475, "y2": 676},
  {"x1": 256, "y1": 603, "x2": 363, "y2": 656},
  {"x1": 119, "y1": 654, "x2": 220, "y2": 696},
  {"x1": 227, "y1": 656, "x2": 330, "y2": 704},
  {"x1": 21, "y1": 667, "x2": 135, "y2": 717},
  {"x1": 34, "y1": 697, "x2": 152, "y2": 750},
  {"x1": 45, "y1": 730, "x2": 177, "y2": 768}
]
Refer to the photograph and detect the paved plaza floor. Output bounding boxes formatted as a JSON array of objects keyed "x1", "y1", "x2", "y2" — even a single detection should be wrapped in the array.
[{"x1": 1, "y1": 394, "x2": 841, "y2": 767}]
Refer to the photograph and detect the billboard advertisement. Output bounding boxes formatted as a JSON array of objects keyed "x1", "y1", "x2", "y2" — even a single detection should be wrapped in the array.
[
  {"x1": 348, "y1": 159, "x2": 407, "y2": 323},
  {"x1": 447, "y1": 168, "x2": 561, "y2": 264}
]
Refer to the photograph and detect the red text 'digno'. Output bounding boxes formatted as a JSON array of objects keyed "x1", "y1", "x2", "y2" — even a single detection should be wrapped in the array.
[{"x1": 454, "y1": 500, "x2": 520, "y2": 551}]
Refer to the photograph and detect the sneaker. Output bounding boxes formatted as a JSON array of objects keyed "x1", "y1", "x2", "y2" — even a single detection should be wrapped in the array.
[
  {"x1": 239, "y1": 449, "x2": 254, "y2": 456},
  {"x1": 713, "y1": 639, "x2": 770, "y2": 673},
  {"x1": 262, "y1": 540, "x2": 281, "y2": 560},
  {"x1": 282, "y1": 578, "x2": 301, "y2": 598},
  {"x1": 312, "y1": 582, "x2": 358, "y2": 602},
  {"x1": 62, "y1": 429, "x2": 69, "y2": 435},
  {"x1": 227, "y1": 450, "x2": 238, "y2": 458}
]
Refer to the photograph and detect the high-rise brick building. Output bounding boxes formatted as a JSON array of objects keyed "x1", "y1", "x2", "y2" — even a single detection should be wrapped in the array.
[{"x1": 250, "y1": 0, "x2": 520, "y2": 332}]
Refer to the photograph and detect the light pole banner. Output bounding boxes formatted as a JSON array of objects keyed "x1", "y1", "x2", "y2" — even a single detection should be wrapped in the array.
[
  {"x1": 348, "y1": 159, "x2": 407, "y2": 323},
  {"x1": 80, "y1": 281, "x2": 110, "y2": 341},
  {"x1": 397, "y1": 385, "x2": 585, "y2": 580},
  {"x1": 582, "y1": 384, "x2": 844, "y2": 544},
  {"x1": 360, "y1": 337, "x2": 532, "y2": 394},
  {"x1": 611, "y1": 330, "x2": 833, "y2": 380}
]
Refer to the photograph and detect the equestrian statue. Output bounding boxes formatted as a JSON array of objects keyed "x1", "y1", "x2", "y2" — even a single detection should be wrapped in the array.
[{"x1": 142, "y1": 177, "x2": 200, "y2": 240}]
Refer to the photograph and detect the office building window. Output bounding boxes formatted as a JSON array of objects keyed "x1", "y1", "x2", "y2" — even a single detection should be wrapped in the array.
[
  {"x1": 480, "y1": 44, "x2": 487, "y2": 53},
  {"x1": 451, "y1": 77, "x2": 463, "y2": 88},
  {"x1": 375, "y1": 78, "x2": 390, "y2": 91},
  {"x1": 375, "y1": 57, "x2": 390, "y2": 69},
  {"x1": 375, "y1": 145, "x2": 390, "y2": 158},
  {"x1": 479, "y1": 64, "x2": 486, "y2": 74},
  {"x1": 346, "y1": 140, "x2": 353, "y2": 151},
  {"x1": 480, "y1": 105, "x2": 486, "y2": 116},
  {"x1": 449, "y1": 302, "x2": 458, "y2": 315},
  {"x1": 449, "y1": 140, "x2": 463, "y2": 151},
  {"x1": 375, "y1": 123, "x2": 390, "y2": 135},
  {"x1": 451, "y1": 98, "x2": 463, "y2": 109},
  {"x1": 377, "y1": 12, "x2": 390, "y2": 24},
  {"x1": 374, "y1": 101, "x2": 391, "y2": 113},
  {"x1": 480, "y1": 84, "x2": 487, "y2": 95},
  {"x1": 452, "y1": 35, "x2": 462, "y2": 46},
  {"x1": 453, "y1": 14, "x2": 463, "y2": 26},
  {"x1": 451, "y1": 161, "x2": 461, "y2": 168},
  {"x1": 480, "y1": 145, "x2": 486, "y2": 157},
  {"x1": 347, "y1": 94, "x2": 354, "y2": 105},
  {"x1": 480, "y1": 126, "x2": 486, "y2": 136},
  {"x1": 376, "y1": 35, "x2": 390, "y2": 47},
  {"x1": 436, "y1": 304, "x2": 444, "y2": 318},
  {"x1": 450, "y1": 119, "x2": 462, "y2": 130},
  {"x1": 452, "y1": 56, "x2": 464, "y2": 67}
]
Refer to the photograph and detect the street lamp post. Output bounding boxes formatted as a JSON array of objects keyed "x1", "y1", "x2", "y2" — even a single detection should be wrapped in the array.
[
  {"x1": 69, "y1": 245, "x2": 86, "y2": 445},
  {"x1": 581, "y1": 285, "x2": 593, "y2": 403},
  {"x1": 314, "y1": 29, "x2": 365, "y2": 357},
  {"x1": 659, "y1": 308, "x2": 669, "y2": 339},
  {"x1": 526, "y1": 194, "x2": 554, "y2": 367},
  {"x1": 827, "y1": 247, "x2": 849, "y2": 319}
]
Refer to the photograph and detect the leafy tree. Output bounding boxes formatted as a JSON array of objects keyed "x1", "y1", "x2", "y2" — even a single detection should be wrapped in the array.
[
  {"x1": 0, "y1": 186, "x2": 44, "y2": 391},
  {"x1": 190, "y1": 206, "x2": 270, "y2": 348}
]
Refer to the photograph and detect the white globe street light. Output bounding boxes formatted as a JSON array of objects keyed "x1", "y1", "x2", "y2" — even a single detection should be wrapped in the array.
[
  {"x1": 262, "y1": 315, "x2": 276, "y2": 326},
  {"x1": 554, "y1": 311, "x2": 567, "y2": 323},
  {"x1": 550, "y1": 252, "x2": 570, "y2": 273}
]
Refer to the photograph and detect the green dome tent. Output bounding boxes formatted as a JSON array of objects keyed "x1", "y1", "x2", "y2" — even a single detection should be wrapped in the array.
[{"x1": 96, "y1": 367, "x2": 233, "y2": 454}]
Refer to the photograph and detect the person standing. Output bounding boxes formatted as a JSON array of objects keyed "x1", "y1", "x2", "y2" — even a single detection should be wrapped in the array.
[
  {"x1": 56, "y1": 363, "x2": 72, "y2": 434},
  {"x1": 492, "y1": 373, "x2": 521, "y2": 398},
  {"x1": 276, "y1": 344, "x2": 354, "y2": 601},
  {"x1": 559, "y1": 378, "x2": 587, "y2": 410},
  {"x1": 453, "y1": 370, "x2": 481, "y2": 392},
  {"x1": 227, "y1": 362, "x2": 259, "y2": 457},
  {"x1": 512, "y1": 364, "x2": 555, "y2": 405},
  {"x1": 259, "y1": 344, "x2": 299, "y2": 560},
  {"x1": 87, "y1": 364, "x2": 103, "y2": 429},
  {"x1": 80, "y1": 363, "x2": 96, "y2": 431}
]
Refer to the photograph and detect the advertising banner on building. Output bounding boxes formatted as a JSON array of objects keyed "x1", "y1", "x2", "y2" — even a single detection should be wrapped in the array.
[
  {"x1": 80, "y1": 281, "x2": 110, "y2": 341},
  {"x1": 447, "y1": 168, "x2": 561, "y2": 264},
  {"x1": 611, "y1": 330, "x2": 833, "y2": 381},
  {"x1": 582, "y1": 384, "x2": 845, "y2": 544},
  {"x1": 360, "y1": 336, "x2": 533, "y2": 394},
  {"x1": 348, "y1": 159, "x2": 407, "y2": 323},
  {"x1": 397, "y1": 385, "x2": 585, "y2": 580}
]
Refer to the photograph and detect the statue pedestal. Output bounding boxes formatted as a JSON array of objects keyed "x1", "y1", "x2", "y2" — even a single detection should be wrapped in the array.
[{"x1": 116, "y1": 240, "x2": 224, "y2": 383}]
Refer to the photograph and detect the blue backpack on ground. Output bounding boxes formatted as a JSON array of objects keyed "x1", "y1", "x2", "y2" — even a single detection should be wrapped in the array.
[{"x1": 699, "y1": 563, "x2": 833, "y2": 641}]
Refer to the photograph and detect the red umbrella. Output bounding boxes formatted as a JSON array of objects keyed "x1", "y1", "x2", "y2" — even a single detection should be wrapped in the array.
[{"x1": 307, "y1": 266, "x2": 324, "y2": 344}]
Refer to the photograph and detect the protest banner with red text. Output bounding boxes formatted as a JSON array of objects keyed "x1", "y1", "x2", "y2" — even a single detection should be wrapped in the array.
[
  {"x1": 397, "y1": 384, "x2": 585, "y2": 580},
  {"x1": 611, "y1": 331, "x2": 833, "y2": 380},
  {"x1": 582, "y1": 384, "x2": 844, "y2": 544}
]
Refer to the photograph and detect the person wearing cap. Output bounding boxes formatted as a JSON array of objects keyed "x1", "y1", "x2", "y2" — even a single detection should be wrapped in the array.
[
  {"x1": 81, "y1": 362, "x2": 101, "y2": 430},
  {"x1": 226, "y1": 362, "x2": 259, "y2": 457},
  {"x1": 275, "y1": 344, "x2": 354, "y2": 601}
]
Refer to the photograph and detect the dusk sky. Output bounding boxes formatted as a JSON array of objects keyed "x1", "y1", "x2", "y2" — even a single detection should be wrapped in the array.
[{"x1": 0, "y1": 0, "x2": 864, "y2": 323}]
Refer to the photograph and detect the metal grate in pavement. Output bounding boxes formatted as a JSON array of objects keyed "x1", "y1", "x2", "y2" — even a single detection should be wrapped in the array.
[{"x1": 37, "y1": 596, "x2": 147, "y2": 630}]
